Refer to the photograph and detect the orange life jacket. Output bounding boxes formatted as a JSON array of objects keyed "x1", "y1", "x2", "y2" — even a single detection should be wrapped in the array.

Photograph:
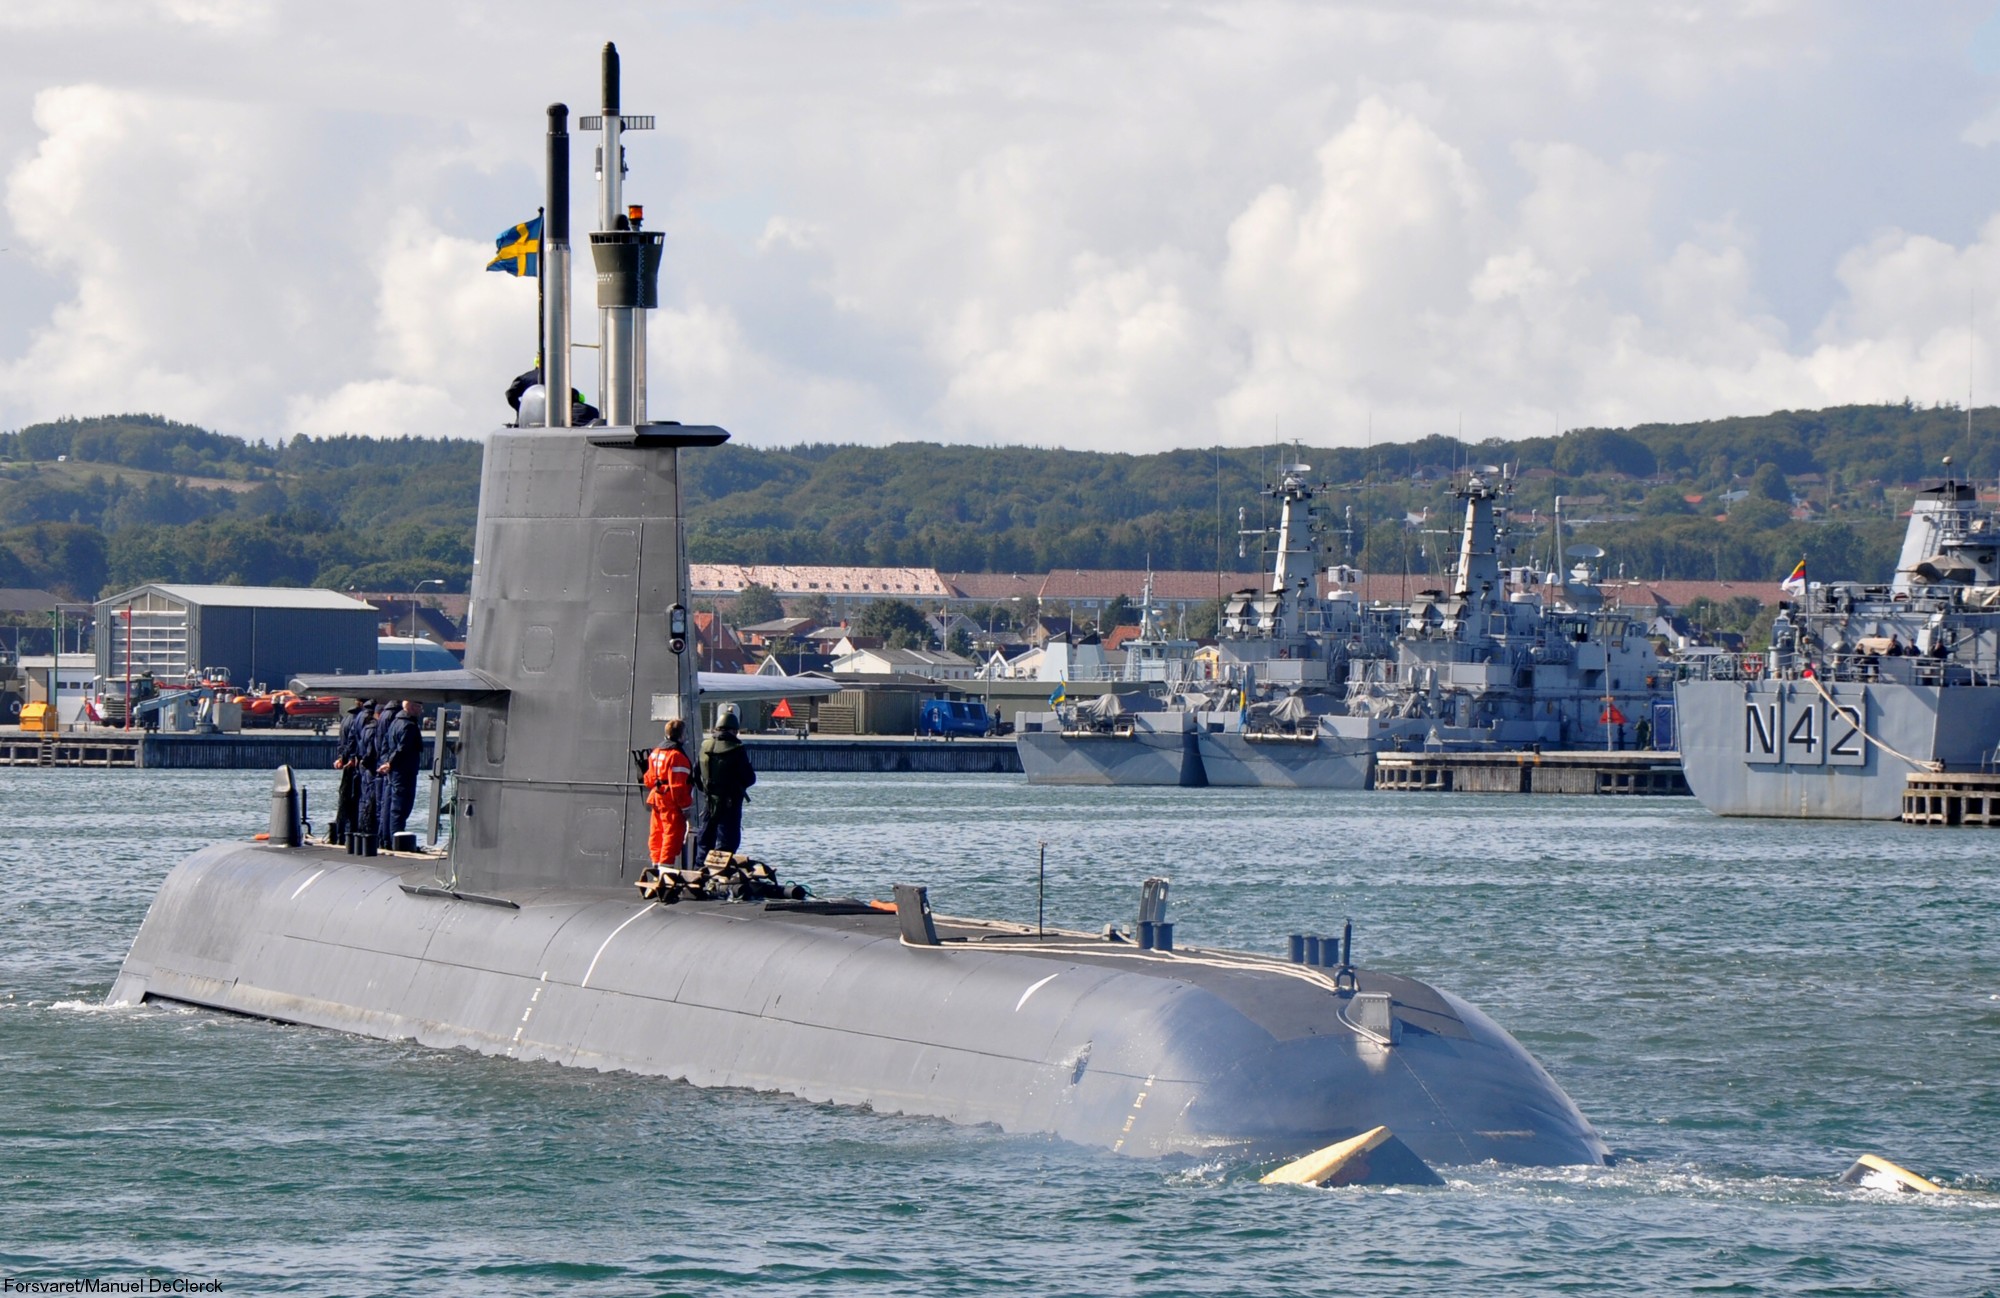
[{"x1": 644, "y1": 746, "x2": 694, "y2": 813}]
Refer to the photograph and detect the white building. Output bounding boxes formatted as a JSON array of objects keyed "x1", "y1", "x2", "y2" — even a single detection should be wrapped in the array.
[{"x1": 829, "y1": 646, "x2": 979, "y2": 680}]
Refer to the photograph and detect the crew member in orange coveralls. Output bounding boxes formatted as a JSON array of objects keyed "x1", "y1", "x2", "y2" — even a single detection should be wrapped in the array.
[{"x1": 644, "y1": 717, "x2": 695, "y2": 868}]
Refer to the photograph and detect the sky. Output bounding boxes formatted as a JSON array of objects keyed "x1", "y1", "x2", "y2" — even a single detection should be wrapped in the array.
[{"x1": 3, "y1": 1, "x2": 2000, "y2": 452}]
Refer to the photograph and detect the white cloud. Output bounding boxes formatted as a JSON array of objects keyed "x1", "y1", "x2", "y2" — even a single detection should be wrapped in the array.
[
  {"x1": 2, "y1": 2, "x2": 1999, "y2": 451},
  {"x1": 938, "y1": 252, "x2": 1231, "y2": 447}
]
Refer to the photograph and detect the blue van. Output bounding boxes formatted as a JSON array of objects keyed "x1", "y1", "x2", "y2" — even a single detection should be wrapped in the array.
[{"x1": 919, "y1": 699, "x2": 995, "y2": 738}]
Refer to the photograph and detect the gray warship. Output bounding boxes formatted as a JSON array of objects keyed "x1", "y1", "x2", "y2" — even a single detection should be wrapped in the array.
[
  {"x1": 1016, "y1": 466, "x2": 1387, "y2": 788},
  {"x1": 1675, "y1": 475, "x2": 2000, "y2": 820},
  {"x1": 1199, "y1": 466, "x2": 1390, "y2": 787},
  {"x1": 1021, "y1": 466, "x2": 1671, "y2": 786},
  {"x1": 107, "y1": 46, "x2": 1608, "y2": 1176},
  {"x1": 1324, "y1": 472, "x2": 1670, "y2": 755},
  {"x1": 1013, "y1": 571, "x2": 1210, "y2": 786}
]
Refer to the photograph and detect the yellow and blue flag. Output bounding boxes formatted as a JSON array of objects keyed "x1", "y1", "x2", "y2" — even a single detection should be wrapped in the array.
[
  {"x1": 487, "y1": 217, "x2": 542, "y2": 277},
  {"x1": 1048, "y1": 683, "x2": 1067, "y2": 706}
]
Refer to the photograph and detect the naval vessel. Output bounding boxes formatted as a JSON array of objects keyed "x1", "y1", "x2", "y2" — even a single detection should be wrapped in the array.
[
  {"x1": 1324, "y1": 471, "x2": 1670, "y2": 756},
  {"x1": 108, "y1": 45, "x2": 1608, "y2": 1177},
  {"x1": 1675, "y1": 476, "x2": 2000, "y2": 819},
  {"x1": 1016, "y1": 466, "x2": 1388, "y2": 788},
  {"x1": 1021, "y1": 466, "x2": 1671, "y2": 787}
]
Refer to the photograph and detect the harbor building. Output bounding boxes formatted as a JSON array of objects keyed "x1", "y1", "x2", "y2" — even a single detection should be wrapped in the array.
[{"x1": 94, "y1": 584, "x2": 378, "y2": 691}]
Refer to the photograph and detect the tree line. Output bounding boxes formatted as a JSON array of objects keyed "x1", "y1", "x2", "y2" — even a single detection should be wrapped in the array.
[{"x1": 3, "y1": 402, "x2": 1988, "y2": 601}]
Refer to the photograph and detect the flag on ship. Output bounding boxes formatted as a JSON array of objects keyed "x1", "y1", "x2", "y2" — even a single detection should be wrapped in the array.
[
  {"x1": 1780, "y1": 558, "x2": 1807, "y2": 595},
  {"x1": 487, "y1": 217, "x2": 542, "y2": 276},
  {"x1": 1048, "y1": 683, "x2": 1067, "y2": 706},
  {"x1": 1600, "y1": 703, "x2": 1628, "y2": 725}
]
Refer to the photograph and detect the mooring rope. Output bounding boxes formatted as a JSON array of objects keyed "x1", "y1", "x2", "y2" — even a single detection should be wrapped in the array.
[{"x1": 1799, "y1": 667, "x2": 1942, "y2": 773}]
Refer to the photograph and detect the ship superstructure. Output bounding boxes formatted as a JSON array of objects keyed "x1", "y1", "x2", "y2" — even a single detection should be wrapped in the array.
[
  {"x1": 1676, "y1": 478, "x2": 2000, "y2": 819},
  {"x1": 1326, "y1": 471, "x2": 1668, "y2": 755},
  {"x1": 1017, "y1": 465, "x2": 1388, "y2": 787}
]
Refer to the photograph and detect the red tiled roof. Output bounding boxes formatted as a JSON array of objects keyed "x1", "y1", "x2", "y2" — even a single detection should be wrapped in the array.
[
  {"x1": 692, "y1": 564, "x2": 953, "y2": 598},
  {"x1": 944, "y1": 572, "x2": 1045, "y2": 601},
  {"x1": 1600, "y1": 580, "x2": 1782, "y2": 610}
]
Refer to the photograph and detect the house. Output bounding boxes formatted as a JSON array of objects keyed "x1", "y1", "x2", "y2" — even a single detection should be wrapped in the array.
[
  {"x1": 692, "y1": 612, "x2": 753, "y2": 673},
  {"x1": 0, "y1": 587, "x2": 64, "y2": 616},
  {"x1": 691, "y1": 564, "x2": 954, "y2": 611},
  {"x1": 829, "y1": 646, "x2": 979, "y2": 680},
  {"x1": 1025, "y1": 616, "x2": 1073, "y2": 647},
  {"x1": 738, "y1": 615, "x2": 815, "y2": 648},
  {"x1": 752, "y1": 651, "x2": 838, "y2": 675},
  {"x1": 1102, "y1": 624, "x2": 1144, "y2": 652},
  {"x1": 925, "y1": 610, "x2": 982, "y2": 647},
  {"x1": 752, "y1": 646, "x2": 836, "y2": 676},
  {"x1": 802, "y1": 624, "x2": 857, "y2": 648},
  {"x1": 828, "y1": 634, "x2": 885, "y2": 657}
]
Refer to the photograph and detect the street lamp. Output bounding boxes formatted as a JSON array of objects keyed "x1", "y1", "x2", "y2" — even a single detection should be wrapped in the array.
[{"x1": 409, "y1": 578, "x2": 445, "y2": 671}]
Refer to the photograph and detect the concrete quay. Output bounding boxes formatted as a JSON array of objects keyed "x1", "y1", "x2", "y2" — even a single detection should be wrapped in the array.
[
  {"x1": 1, "y1": 727, "x2": 1022, "y2": 775},
  {"x1": 1373, "y1": 749, "x2": 1689, "y2": 796}
]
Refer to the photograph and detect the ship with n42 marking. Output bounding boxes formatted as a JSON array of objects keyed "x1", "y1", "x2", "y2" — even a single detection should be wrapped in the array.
[{"x1": 1675, "y1": 471, "x2": 2000, "y2": 820}]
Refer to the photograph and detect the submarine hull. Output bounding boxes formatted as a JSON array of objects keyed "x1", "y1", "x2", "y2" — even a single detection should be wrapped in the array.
[{"x1": 110, "y1": 841, "x2": 1608, "y2": 1169}]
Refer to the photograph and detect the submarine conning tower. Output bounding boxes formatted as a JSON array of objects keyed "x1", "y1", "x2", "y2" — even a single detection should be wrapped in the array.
[{"x1": 454, "y1": 41, "x2": 723, "y2": 893}]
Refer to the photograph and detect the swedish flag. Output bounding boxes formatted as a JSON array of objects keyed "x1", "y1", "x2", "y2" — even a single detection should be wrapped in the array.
[{"x1": 487, "y1": 217, "x2": 541, "y2": 277}]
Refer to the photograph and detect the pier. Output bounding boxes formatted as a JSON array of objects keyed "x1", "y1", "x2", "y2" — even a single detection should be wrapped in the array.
[
  {"x1": 1372, "y1": 750, "x2": 1689, "y2": 796},
  {"x1": 0, "y1": 731, "x2": 143, "y2": 768},
  {"x1": 2, "y1": 730, "x2": 343, "y2": 770},
  {"x1": 1901, "y1": 772, "x2": 2000, "y2": 827},
  {"x1": 2, "y1": 728, "x2": 1022, "y2": 775}
]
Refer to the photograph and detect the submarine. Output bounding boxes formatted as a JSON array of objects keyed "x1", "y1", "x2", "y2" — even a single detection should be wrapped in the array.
[{"x1": 108, "y1": 44, "x2": 1609, "y2": 1177}]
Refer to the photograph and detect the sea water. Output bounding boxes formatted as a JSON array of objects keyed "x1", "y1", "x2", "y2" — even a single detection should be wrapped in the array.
[{"x1": 1, "y1": 769, "x2": 1995, "y2": 1296}]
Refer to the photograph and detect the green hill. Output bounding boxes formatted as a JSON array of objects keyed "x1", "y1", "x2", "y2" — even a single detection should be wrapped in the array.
[{"x1": 2, "y1": 403, "x2": 1990, "y2": 601}]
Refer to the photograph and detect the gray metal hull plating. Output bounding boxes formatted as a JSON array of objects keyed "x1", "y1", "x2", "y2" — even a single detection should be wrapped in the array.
[
  {"x1": 1675, "y1": 678, "x2": 2000, "y2": 819},
  {"x1": 1015, "y1": 730, "x2": 1204, "y2": 786},
  {"x1": 108, "y1": 842, "x2": 1607, "y2": 1169},
  {"x1": 1195, "y1": 734, "x2": 1371, "y2": 789}
]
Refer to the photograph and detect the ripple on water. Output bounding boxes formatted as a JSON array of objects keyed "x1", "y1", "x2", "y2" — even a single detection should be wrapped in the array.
[{"x1": 1, "y1": 769, "x2": 1996, "y2": 1295}]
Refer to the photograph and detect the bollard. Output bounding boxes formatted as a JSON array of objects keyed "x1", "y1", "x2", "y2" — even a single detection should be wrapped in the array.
[
  {"x1": 1137, "y1": 920, "x2": 1156, "y2": 951},
  {"x1": 1305, "y1": 935, "x2": 1322, "y2": 965},
  {"x1": 1288, "y1": 934, "x2": 1305, "y2": 963},
  {"x1": 1155, "y1": 922, "x2": 1174, "y2": 952}
]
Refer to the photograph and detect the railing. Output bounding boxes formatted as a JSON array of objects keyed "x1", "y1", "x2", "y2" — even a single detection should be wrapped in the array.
[{"x1": 1676, "y1": 652, "x2": 1992, "y2": 688}]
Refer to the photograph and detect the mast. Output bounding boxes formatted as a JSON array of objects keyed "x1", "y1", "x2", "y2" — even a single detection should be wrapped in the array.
[
  {"x1": 542, "y1": 106, "x2": 571, "y2": 426},
  {"x1": 581, "y1": 42, "x2": 658, "y2": 425}
]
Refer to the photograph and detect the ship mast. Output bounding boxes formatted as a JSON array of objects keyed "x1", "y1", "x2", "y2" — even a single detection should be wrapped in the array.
[{"x1": 580, "y1": 42, "x2": 659, "y2": 426}]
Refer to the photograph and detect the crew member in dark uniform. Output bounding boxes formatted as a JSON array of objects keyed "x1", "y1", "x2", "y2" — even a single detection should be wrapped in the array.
[
  {"x1": 695, "y1": 710, "x2": 756, "y2": 857},
  {"x1": 352, "y1": 700, "x2": 386, "y2": 840},
  {"x1": 357, "y1": 700, "x2": 397, "y2": 843},
  {"x1": 376, "y1": 700, "x2": 425, "y2": 842},
  {"x1": 506, "y1": 366, "x2": 601, "y2": 425},
  {"x1": 332, "y1": 700, "x2": 374, "y2": 844}
]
